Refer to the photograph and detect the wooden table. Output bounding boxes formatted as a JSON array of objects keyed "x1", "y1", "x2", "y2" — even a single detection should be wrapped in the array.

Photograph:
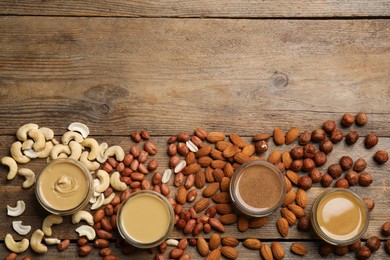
[{"x1": 1, "y1": 1, "x2": 390, "y2": 259}]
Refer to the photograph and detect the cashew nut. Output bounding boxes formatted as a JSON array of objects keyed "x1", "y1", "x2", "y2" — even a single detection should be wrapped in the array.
[
  {"x1": 72, "y1": 210, "x2": 94, "y2": 226},
  {"x1": 103, "y1": 192, "x2": 115, "y2": 205},
  {"x1": 68, "y1": 122, "x2": 90, "y2": 138},
  {"x1": 22, "y1": 139, "x2": 34, "y2": 150},
  {"x1": 44, "y1": 238, "x2": 61, "y2": 245},
  {"x1": 31, "y1": 229, "x2": 47, "y2": 254},
  {"x1": 51, "y1": 137, "x2": 60, "y2": 145},
  {"x1": 89, "y1": 195, "x2": 97, "y2": 204},
  {"x1": 7, "y1": 200, "x2": 26, "y2": 217},
  {"x1": 79, "y1": 151, "x2": 99, "y2": 171},
  {"x1": 12, "y1": 221, "x2": 31, "y2": 236},
  {"x1": 42, "y1": 214, "x2": 63, "y2": 236},
  {"x1": 58, "y1": 153, "x2": 68, "y2": 158},
  {"x1": 110, "y1": 171, "x2": 127, "y2": 191},
  {"x1": 95, "y1": 170, "x2": 110, "y2": 193},
  {"x1": 10, "y1": 141, "x2": 30, "y2": 164},
  {"x1": 61, "y1": 131, "x2": 84, "y2": 145},
  {"x1": 5, "y1": 234, "x2": 29, "y2": 253},
  {"x1": 23, "y1": 149, "x2": 38, "y2": 159},
  {"x1": 75, "y1": 225, "x2": 96, "y2": 240},
  {"x1": 97, "y1": 142, "x2": 108, "y2": 163},
  {"x1": 37, "y1": 141, "x2": 54, "y2": 158},
  {"x1": 91, "y1": 193, "x2": 104, "y2": 210},
  {"x1": 39, "y1": 127, "x2": 54, "y2": 140},
  {"x1": 18, "y1": 168, "x2": 35, "y2": 188},
  {"x1": 93, "y1": 178, "x2": 101, "y2": 197},
  {"x1": 69, "y1": 141, "x2": 83, "y2": 160},
  {"x1": 82, "y1": 138, "x2": 99, "y2": 160},
  {"x1": 104, "y1": 145, "x2": 125, "y2": 162},
  {"x1": 1, "y1": 156, "x2": 18, "y2": 180},
  {"x1": 16, "y1": 123, "x2": 39, "y2": 141},
  {"x1": 50, "y1": 144, "x2": 71, "y2": 160},
  {"x1": 28, "y1": 129, "x2": 46, "y2": 152}
]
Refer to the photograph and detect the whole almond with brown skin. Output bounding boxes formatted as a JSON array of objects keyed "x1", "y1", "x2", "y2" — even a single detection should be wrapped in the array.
[
  {"x1": 219, "y1": 213, "x2": 238, "y2": 225},
  {"x1": 277, "y1": 217, "x2": 289, "y2": 237},
  {"x1": 57, "y1": 239, "x2": 70, "y2": 251},
  {"x1": 221, "y1": 246, "x2": 238, "y2": 259},
  {"x1": 273, "y1": 127, "x2": 285, "y2": 145},
  {"x1": 288, "y1": 204, "x2": 306, "y2": 218},
  {"x1": 191, "y1": 135, "x2": 203, "y2": 147},
  {"x1": 290, "y1": 242, "x2": 308, "y2": 256},
  {"x1": 213, "y1": 192, "x2": 231, "y2": 204},
  {"x1": 243, "y1": 238, "x2": 262, "y2": 250},
  {"x1": 211, "y1": 160, "x2": 226, "y2": 169},
  {"x1": 183, "y1": 163, "x2": 201, "y2": 175},
  {"x1": 280, "y1": 208, "x2": 297, "y2": 225},
  {"x1": 253, "y1": 133, "x2": 271, "y2": 141},
  {"x1": 260, "y1": 244, "x2": 273, "y2": 260},
  {"x1": 216, "y1": 141, "x2": 233, "y2": 151},
  {"x1": 272, "y1": 241, "x2": 285, "y2": 260},
  {"x1": 282, "y1": 151, "x2": 293, "y2": 169},
  {"x1": 207, "y1": 132, "x2": 226, "y2": 143},
  {"x1": 249, "y1": 217, "x2": 267, "y2": 228},
  {"x1": 286, "y1": 170, "x2": 299, "y2": 185},
  {"x1": 216, "y1": 204, "x2": 233, "y2": 215},
  {"x1": 282, "y1": 189, "x2": 296, "y2": 207},
  {"x1": 194, "y1": 198, "x2": 211, "y2": 212},
  {"x1": 220, "y1": 177, "x2": 230, "y2": 192},
  {"x1": 213, "y1": 168, "x2": 225, "y2": 182},
  {"x1": 185, "y1": 151, "x2": 196, "y2": 165},
  {"x1": 234, "y1": 152, "x2": 250, "y2": 164},
  {"x1": 242, "y1": 144, "x2": 256, "y2": 157},
  {"x1": 237, "y1": 216, "x2": 249, "y2": 232},
  {"x1": 296, "y1": 189, "x2": 308, "y2": 208},
  {"x1": 224, "y1": 163, "x2": 234, "y2": 178},
  {"x1": 196, "y1": 145, "x2": 212, "y2": 157},
  {"x1": 207, "y1": 249, "x2": 221, "y2": 260},
  {"x1": 230, "y1": 134, "x2": 246, "y2": 148},
  {"x1": 176, "y1": 187, "x2": 187, "y2": 205},
  {"x1": 198, "y1": 156, "x2": 213, "y2": 167},
  {"x1": 222, "y1": 237, "x2": 239, "y2": 247},
  {"x1": 197, "y1": 236, "x2": 209, "y2": 257},
  {"x1": 203, "y1": 182, "x2": 220, "y2": 197},
  {"x1": 285, "y1": 127, "x2": 300, "y2": 144},
  {"x1": 268, "y1": 149, "x2": 281, "y2": 164},
  {"x1": 195, "y1": 128, "x2": 208, "y2": 140},
  {"x1": 223, "y1": 145, "x2": 240, "y2": 158},
  {"x1": 209, "y1": 233, "x2": 221, "y2": 250},
  {"x1": 195, "y1": 171, "x2": 206, "y2": 189},
  {"x1": 209, "y1": 218, "x2": 225, "y2": 232},
  {"x1": 284, "y1": 176, "x2": 292, "y2": 192}
]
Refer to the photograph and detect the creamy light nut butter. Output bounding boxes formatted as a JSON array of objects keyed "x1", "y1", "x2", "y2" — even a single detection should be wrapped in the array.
[
  {"x1": 311, "y1": 189, "x2": 369, "y2": 246},
  {"x1": 36, "y1": 158, "x2": 92, "y2": 215},
  {"x1": 117, "y1": 190, "x2": 174, "y2": 248},
  {"x1": 230, "y1": 160, "x2": 286, "y2": 217}
]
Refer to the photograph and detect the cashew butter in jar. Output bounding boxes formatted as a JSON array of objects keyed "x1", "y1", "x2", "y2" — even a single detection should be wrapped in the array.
[
  {"x1": 35, "y1": 158, "x2": 93, "y2": 215},
  {"x1": 230, "y1": 160, "x2": 286, "y2": 217},
  {"x1": 117, "y1": 190, "x2": 175, "y2": 248}
]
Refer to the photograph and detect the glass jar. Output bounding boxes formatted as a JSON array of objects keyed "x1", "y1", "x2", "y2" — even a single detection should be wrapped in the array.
[
  {"x1": 311, "y1": 189, "x2": 369, "y2": 246},
  {"x1": 117, "y1": 190, "x2": 175, "y2": 248},
  {"x1": 229, "y1": 160, "x2": 286, "y2": 217},
  {"x1": 35, "y1": 158, "x2": 93, "y2": 215}
]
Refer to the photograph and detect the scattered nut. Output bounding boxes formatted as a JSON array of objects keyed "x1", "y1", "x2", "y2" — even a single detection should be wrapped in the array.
[
  {"x1": 345, "y1": 131, "x2": 359, "y2": 145},
  {"x1": 5, "y1": 234, "x2": 29, "y2": 253},
  {"x1": 42, "y1": 214, "x2": 63, "y2": 236},
  {"x1": 359, "y1": 172, "x2": 373, "y2": 186},
  {"x1": 322, "y1": 120, "x2": 336, "y2": 133},
  {"x1": 1, "y1": 156, "x2": 18, "y2": 180},
  {"x1": 382, "y1": 222, "x2": 390, "y2": 236},
  {"x1": 365, "y1": 133, "x2": 378, "y2": 148},
  {"x1": 340, "y1": 155, "x2": 353, "y2": 170},
  {"x1": 18, "y1": 168, "x2": 36, "y2": 188},
  {"x1": 341, "y1": 113, "x2": 355, "y2": 127},
  {"x1": 319, "y1": 140, "x2": 333, "y2": 154},
  {"x1": 12, "y1": 221, "x2": 31, "y2": 236},
  {"x1": 7, "y1": 200, "x2": 26, "y2": 217},
  {"x1": 356, "y1": 245, "x2": 371, "y2": 260},
  {"x1": 31, "y1": 229, "x2": 48, "y2": 254},
  {"x1": 363, "y1": 198, "x2": 375, "y2": 212},
  {"x1": 374, "y1": 150, "x2": 388, "y2": 164},
  {"x1": 356, "y1": 112, "x2": 368, "y2": 126},
  {"x1": 311, "y1": 129, "x2": 326, "y2": 142},
  {"x1": 330, "y1": 129, "x2": 344, "y2": 143},
  {"x1": 354, "y1": 158, "x2": 367, "y2": 172},
  {"x1": 346, "y1": 170, "x2": 359, "y2": 186},
  {"x1": 366, "y1": 236, "x2": 381, "y2": 252}
]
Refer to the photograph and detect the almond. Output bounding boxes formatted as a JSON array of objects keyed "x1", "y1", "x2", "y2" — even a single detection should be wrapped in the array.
[
  {"x1": 209, "y1": 218, "x2": 225, "y2": 232},
  {"x1": 213, "y1": 168, "x2": 225, "y2": 182},
  {"x1": 268, "y1": 149, "x2": 281, "y2": 164},
  {"x1": 207, "y1": 249, "x2": 221, "y2": 260},
  {"x1": 203, "y1": 182, "x2": 220, "y2": 197},
  {"x1": 210, "y1": 149, "x2": 225, "y2": 160},
  {"x1": 271, "y1": 241, "x2": 285, "y2": 260},
  {"x1": 213, "y1": 192, "x2": 231, "y2": 204},
  {"x1": 223, "y1": 163, "x2": 234, "y2": 178},
  {"x1": 195, "y1": 128, "x2": 208, "y2": 140},
  {"x1": 196, "y1": 145, "x2": 212, "y2": 157},
  {"x1": 211, "y1": 160, "x2": 227, "y2": 169},
  {"x1": 197, "y1": 236, "x2": 209, "y2": 257},
  {"x1": 237, "y1": 216, "x2": 249, "y2": 232},
  {"x1": 290, "y1": 242, "x2": 308, "y2": 256},
  {"x1": 260, "y1": 244, "x2": 273, "y2": 260},
  {"x1": 280, "y1": 208, "x2": 297, "y2": 226},
  {"x1": 219, "y1": 213, "x2": 238, "y2": 225},
  {"x1": 284, "y1": 176, "x2": 292, "y2": 192},
  {"x1": 205, "y1": 167, "x2": 215, "y2": 182},
  {"x1": 209, "y1": 233, "x2": 221, "y2": 250},
  {"x1": 221, "y1": 246, "x2": 238, "y2": 260},
  {"x1": 282, "y1": 189, "x2": 296, "y2": 207},
  {"x1": 183, "y1": 163, "x2": 201, "y2": 175},
  {"x1": 286, "y1": 170, "x2": 299, "y2": 185},
  {"x1": 282, "y1": 151, "x2": 293, "y2": 169},
  {"x1": 253, "y1": 133, "x2": 271, "y2": 141},
  {"x1": 221, "y1": 236, "x2": 239, "y2": 247},
  {"x1": 234, "y1": 152, "x2": 250, "y2": 164},
  {"x1": 285, "y1": 127, "x2": 301, "y2": 145},
  {"x1": 277, "y1": 217, "x2": 289, "y2": 237},
  {"x1": 223, "y1": 145, "x2": 240, "y2": 158},
  {"x1": 229, "y1": 134, "x2": 246, "y2": 148},
  {"x1": 273, "y1": 127, "x2": 285, "y2": 145},
  {"x1": 216, "y1": 203, "x2": 233, "y2": 215},
  {"x1": 198, "y1": 156, "x2": 213, "y2": 167},
  {"x1": 243, "y1": 238, "x2": 262, "y2": 250},
  {"x1": 296, "y1": 188, "x2": 308, "y2": 208},
  {"x1": 220, "y1": 177, "x2": 230, "y2": 192},
  {"x1": 194, "y1": 198, "x2": 211, "y2": 212},
  {"x1": 248, "y1": 217, "x2": 267, "y2": 229},
  {"x1": 176, "y1": 187, "x2": 187, "y2": 205},
  {"x1": 215, "y1": 141, "x2": 233, "y2": 151},
  {"x1": 287, "y1": 204, "x2": 306, "y2": 218},
  {"x1": 207, "y1": 132, "x2": 226, "y2": 143},
  {"x1": 195, "y1": 171, "x2": 206, "y2": 189}
]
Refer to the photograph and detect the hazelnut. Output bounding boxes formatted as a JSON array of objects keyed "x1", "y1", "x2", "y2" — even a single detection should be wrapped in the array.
[
  {"x1": 382, "y1": 222, "x2": 390, "y2": 236},
  {"x1": 366, "y1": 236, "x2": 381, "y2": 252},
  {"x1": 299, "y1": 131, "x2": 312, "y2": 146},
  {"x1": 322, "y1": 120, "x2": 336, "y2": 133},
  {"x1": 321, "y1": 173, "x2": 333, "y2": 187},
  {"x1": 346, "y1": 170, "x2": 359, "y2": 186},
  {"x1": 349, "y1": 240, "x2": 362, "y2": 251},
  {"x1": 327, "y1": 163, "x2": 343, "y2": 179},
  {"x1": 319, "y1": 243, "x2": 334, "y2": 257},
  {"x1": 339, "y1": 156, "x2": 353, "y2": 170},
  {"x1": 345, "y1": 131, "x2": 359, "y2": 145},
  {"x1": 356, "y1": 112, "x2": 368, "y2": 126},
  {"x1": 319, "y1": 140, "x2": 333, "y2": 154},
  {"x1": 290, "y1": 146, "x2": 304, "y2": 159},
  {"x1": 356, "y1": 246, "x2": 371, "y2": 260},
  {"x1": 374, "y1": 150, "x2": 388, "y2": 164},
  {"x1": 302, "y1": 158, "x2": 316, "y2": 172},
  {"x1": 365, "y1": 133, "x2": 378, "y2": 149},
  {"x1": 298, "y1": 176, "x2": 312, "y2": 191},
  {"x1": 363, "y1": 198, "x2": 375, "y2": 212},
  {"x1": 353, "y1": 158, "x2": 367, "y2": 172},
  {"x1": 335, "y1": 245, "x2": 348, "y2": 256},
  {"x1": 359, "y1": 172, "x2": 373, "y2": 187},
  {"x1": 386, "y1": 240, "x2": 390, "y2": 255},
  {"x1": 303, "y1": 144, "x2": 316, "y2": 158},
  {"x1": 289, "y1": 160, "x2": 303, "y2": 172},
  {"x1": 255, "y1": 141, "x2": 268, "y2": 154},
  {"x1": 309, "y1": 168, "x2": 322, "y2": 183},
  {"x1": 330, "y1": 129, "x2": 344, "y2": 143},
  {"x1": 312, "y1": 129, "x2": 327, "y2": 142},
  {"x1": 314, "y1": 152, "x2": 327, "y2": 167},
  {"x1": 297, "y1": 216, "x2": 311, "y2": 232},
  {"x1": 335, "y1": 178, "x2": 349, "y2": 189},
  {"x1": 341, "y1": 113, "x2": 355, "y2": 127}
]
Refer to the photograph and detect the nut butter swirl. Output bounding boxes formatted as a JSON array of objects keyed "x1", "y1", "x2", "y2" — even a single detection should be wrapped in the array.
[{"x1": 54, "y1": 175, "x2": 79, "y2": 198}]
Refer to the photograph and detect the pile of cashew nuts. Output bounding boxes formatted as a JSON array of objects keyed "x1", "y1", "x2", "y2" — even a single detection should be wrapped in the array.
[{"x1": 2, "y1": 122, "x2": 129, "y2": 255}]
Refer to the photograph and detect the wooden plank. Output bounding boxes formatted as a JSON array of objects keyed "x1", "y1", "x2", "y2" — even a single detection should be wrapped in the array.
[
  {"x1": 1, "y1": 0, "x2": 390, "y2": 17},
  {"x1": 0, "y1": 18, "x2": 389, "y2": 136}
]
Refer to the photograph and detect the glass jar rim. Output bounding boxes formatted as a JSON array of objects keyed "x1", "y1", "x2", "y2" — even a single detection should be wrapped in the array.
[
  {"x1": 311, "y1": 188, "x2": 370, "y2": 246},
  {"x1": 35, "y1": 158, "x2": 93, "y2": 216},
  {"x1": 229, "y1": 160, "x2": 286, "y2": 217},
  {"x1": 117, "y1": 190, "x2": 175, "y2": 248}
]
